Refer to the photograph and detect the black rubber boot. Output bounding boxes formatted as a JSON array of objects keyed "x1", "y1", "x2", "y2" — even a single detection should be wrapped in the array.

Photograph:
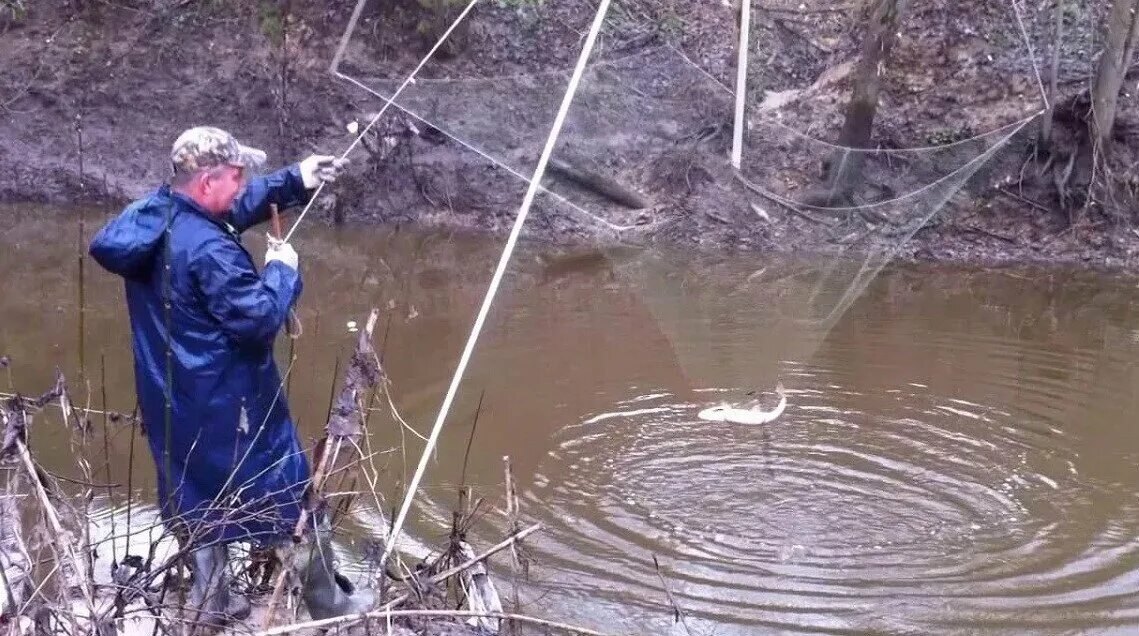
[
  {"x1": 297, "y1": 527, "x2": 376, "y2": 619},
  {"x1": 187, "y1": 544, "x2": 252, "y2": 627}
]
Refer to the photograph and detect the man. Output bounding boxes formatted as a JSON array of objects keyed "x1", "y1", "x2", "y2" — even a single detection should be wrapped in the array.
[{"x1": 89, "y1": 127, "x2": 372, "y2": 624}]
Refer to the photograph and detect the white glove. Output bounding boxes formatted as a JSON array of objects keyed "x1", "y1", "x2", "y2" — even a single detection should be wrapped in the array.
[
  {"x1": 299, "y1": 155, "x2": 349, "y2": 189},
  {"x1": 265, "y1": 237, "x2": 299, "y2": 271}
]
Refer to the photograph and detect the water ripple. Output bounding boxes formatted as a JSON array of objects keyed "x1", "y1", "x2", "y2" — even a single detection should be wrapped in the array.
[{"x1": 532, "y1": 342, "x2": 1139, "y2": 633}]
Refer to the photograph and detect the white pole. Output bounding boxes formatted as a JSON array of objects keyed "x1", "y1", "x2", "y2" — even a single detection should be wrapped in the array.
[
  {"x1": 732, "y1": 0, "x2": 751, "y2": 170},
  {"x1": 379, "y1": 0, "x2": 615, "y2": 571}
]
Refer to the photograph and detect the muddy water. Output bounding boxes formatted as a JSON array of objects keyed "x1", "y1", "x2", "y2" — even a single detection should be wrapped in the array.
[{"x1": 4, "y1": 206, "x2": 1139, "y2": 634}]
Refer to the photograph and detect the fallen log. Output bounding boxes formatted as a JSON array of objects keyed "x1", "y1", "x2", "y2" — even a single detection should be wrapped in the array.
[{"x1": 548, "y1": 158, "x2": 651, "y2": 209}]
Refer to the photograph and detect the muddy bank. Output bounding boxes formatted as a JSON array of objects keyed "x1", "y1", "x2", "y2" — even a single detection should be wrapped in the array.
[{"x1": 1, "y1": 0, "x2": 1137, "y2": 272}]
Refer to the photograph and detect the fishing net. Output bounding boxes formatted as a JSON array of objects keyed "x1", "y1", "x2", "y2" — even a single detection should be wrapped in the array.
[
  {"x1": 331, "y1": 0, "x2": 1047, "y2": 388},
  {"x1": 0, "y1": 2, "x2": 1083, "y2": 631},
  {"x1": 324, "y1": 5, "x2": 1062, "y2": 625}
]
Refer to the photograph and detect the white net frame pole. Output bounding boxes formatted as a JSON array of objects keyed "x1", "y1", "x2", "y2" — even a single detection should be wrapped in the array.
[
  {"x1": 731, "y1": 0, "x2": 751, "y2": 170},
  {"x1": 379, "y1": 0, "x2": 616, "y2": 571}
]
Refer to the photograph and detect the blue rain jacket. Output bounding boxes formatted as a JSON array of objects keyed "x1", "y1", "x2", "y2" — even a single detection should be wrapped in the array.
[{"x1": 89, "y1": 166, "x2": 312, "y2": 546}]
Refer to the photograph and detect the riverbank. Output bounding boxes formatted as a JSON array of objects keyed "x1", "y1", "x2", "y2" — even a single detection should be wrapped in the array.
[{"x1": 1, "y1": 0, "x2": 1137, "y2": 272}]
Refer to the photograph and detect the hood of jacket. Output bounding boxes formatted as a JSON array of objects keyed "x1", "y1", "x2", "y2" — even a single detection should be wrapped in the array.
[{"x1": 89, "y1": 186, "x2": 183, "y2": 279}]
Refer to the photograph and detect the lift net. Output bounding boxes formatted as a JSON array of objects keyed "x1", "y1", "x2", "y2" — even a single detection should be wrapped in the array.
[
  {"x1": 330, "y1": 0, "x2": 1048, "y2": 468},
  {"x1": 277, "y1": 3, "x2": 1090, "y2": 632}
]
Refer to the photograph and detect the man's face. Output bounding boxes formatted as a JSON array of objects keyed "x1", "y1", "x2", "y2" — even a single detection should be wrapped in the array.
[{"x1": 200, "y1": 165, "x2": 247, "y2": 214}]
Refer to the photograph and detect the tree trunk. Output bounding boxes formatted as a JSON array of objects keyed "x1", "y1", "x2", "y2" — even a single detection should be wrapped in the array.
[
  {"x1": 823, "y1": 0, "x2": 907, "y2": 204},
  {"x1": 1091, "y1": 0, "x2": 1139, "y2": 148}
]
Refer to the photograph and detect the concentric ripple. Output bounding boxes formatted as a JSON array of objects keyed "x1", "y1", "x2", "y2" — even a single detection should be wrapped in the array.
[{"x1": 527, "y1": 328, "x2": 1139, "y2": 634}]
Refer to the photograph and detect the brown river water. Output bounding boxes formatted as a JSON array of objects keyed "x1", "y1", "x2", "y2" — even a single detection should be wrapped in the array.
[{"x1": 3, "y1": 205, "x2": 1139, "y2": 634}]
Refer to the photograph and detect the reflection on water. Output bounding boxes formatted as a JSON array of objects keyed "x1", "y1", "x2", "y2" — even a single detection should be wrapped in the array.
[{"x1": 3, "y1": 206, "x2": 1139, "y2": 634}]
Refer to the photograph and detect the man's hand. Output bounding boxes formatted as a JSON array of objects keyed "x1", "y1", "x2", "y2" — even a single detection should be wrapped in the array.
[
  {"x1": 265, "y1": 237, "x2": 299, "y2": 271},
  {"x1": 299, "y1": 155, "x2": 350, "y2": 189}
]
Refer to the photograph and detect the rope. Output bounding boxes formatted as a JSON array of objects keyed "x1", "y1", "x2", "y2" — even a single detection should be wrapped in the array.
[
  {"x1": 741, "y1": 111, "x2": 1043, "y2": 213},
  {"x1": 331, "y1": 71, "x2": 635, "y2": 235},
  {"x1": 343, "y1": 43, "x2": 1032, "y2": 174},
  {"x1": 379, "y1": 0, "x2": 616, "y2": 572},
  {"x1": 283, "y1": 0, "x2": 481, "y2": 243},
  {"x1": 667, "y1": 0, "x2": 1054, "y2": 156},
  {"x1": 670, "y1": 43, "x2": 1046, "y2": 156},
  {"x1": 756, "y1": 108, "x2": 1043, "y2": 156}
]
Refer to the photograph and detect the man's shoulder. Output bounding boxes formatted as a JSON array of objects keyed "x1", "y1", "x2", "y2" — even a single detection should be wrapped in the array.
[
  {"x1": 118, "y1": 186, "x2": 211, "y2": 227},
  {"x1": 166, "y1": 202, "x2": 231, "y2": 256},
  {"x1": 118, "y1": 187, "x2": 170, "y2": 216}
]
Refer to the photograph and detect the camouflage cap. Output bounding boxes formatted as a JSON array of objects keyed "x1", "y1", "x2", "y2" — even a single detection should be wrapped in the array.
[{"x1": 170, "y1": 126, "x2": 267, "y2": 175}]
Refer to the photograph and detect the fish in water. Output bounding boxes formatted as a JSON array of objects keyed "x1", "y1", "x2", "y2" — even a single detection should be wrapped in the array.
[{"x1": 698, "y1": 381, "x2": 787, "y2": 424}]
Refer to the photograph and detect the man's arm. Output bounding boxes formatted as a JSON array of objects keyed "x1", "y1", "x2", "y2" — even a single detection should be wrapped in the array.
[
  {"x1": 230, "y1": 156, "x2": 350, "y2": 233},
  {"x1": 190, "y1": 236, "x2": 302, "y2": 345},
  {"x1": 229, "y1": 165, "x2": 310, "y2": 233}
]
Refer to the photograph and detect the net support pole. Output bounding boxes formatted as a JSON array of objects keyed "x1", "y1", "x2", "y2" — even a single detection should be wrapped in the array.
[
  {"x1": 732, "y1": 0, "x2": 751, "y2": 170},
  {"x1": 378, "y1": 0, "x2": 614, "y2": 572}
]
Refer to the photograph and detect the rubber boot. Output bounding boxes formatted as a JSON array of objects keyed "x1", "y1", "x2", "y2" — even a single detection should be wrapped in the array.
[
  {"x1": 297, "y1": 527, "x2": 376, "y2": 619},
  {"x1": 187, "y1": 544, "x2": 252, "y2": 627}
]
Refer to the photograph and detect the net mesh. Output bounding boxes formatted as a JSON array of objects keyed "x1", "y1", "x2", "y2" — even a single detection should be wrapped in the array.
[{"x1": 330, "y1": 0, "x2": 1050, "y2": 422}]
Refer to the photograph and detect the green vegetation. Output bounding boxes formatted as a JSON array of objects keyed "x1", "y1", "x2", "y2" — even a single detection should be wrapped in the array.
[
  {"x1": 258, "y1": 1, "x2": 285, "y2": 45},
  {"x1": 1, "y1": 0, "x2": 27, "y2": 21}
]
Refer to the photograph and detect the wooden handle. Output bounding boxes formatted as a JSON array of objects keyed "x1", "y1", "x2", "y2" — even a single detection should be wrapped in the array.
[{"x1": 270, "y1": 203, "x2": 283, "y2": 240}]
